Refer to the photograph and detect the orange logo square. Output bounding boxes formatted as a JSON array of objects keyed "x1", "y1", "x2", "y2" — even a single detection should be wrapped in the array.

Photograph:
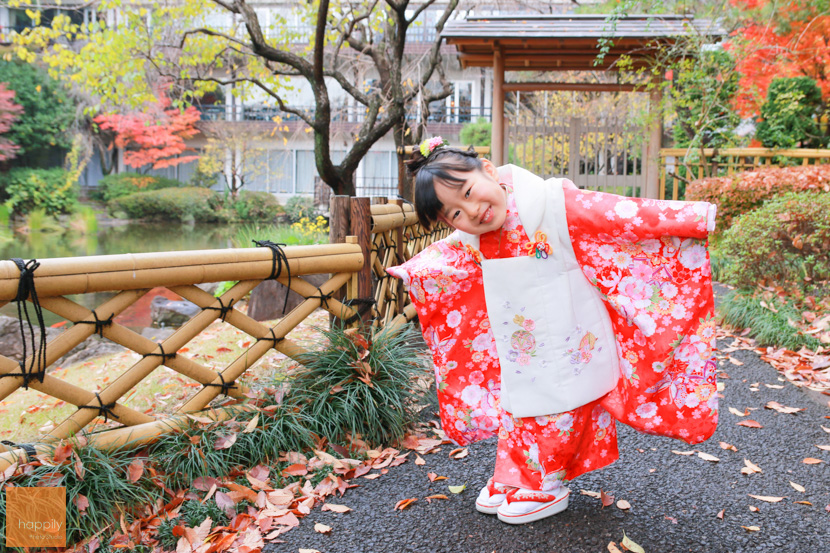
[{"x1": 5, "y1": 486, "x2": 66, "y2": 547}]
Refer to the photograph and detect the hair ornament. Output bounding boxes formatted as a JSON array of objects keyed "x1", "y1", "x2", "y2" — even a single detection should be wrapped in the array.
[{"x1": 419, "y1": 136, "x2": 448, "y2": 157}]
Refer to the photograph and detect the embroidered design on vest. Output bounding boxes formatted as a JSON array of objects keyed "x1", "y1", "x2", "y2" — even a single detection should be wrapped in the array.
[
  {"x1": 562, "y1": 325, "x2": 602, "y2": 375},
  {"x1": 507, "y1": 312, "x2": 539, "y2": 367}
]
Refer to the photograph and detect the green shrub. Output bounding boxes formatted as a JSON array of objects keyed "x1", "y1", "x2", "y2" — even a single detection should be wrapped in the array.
[
  {"x1": 109, "y1": 187, "x2": 223, "y2": 222},
  {"x1": 226, "y1": 190, "x2": 283, "y2": 221},
  {"x1": 686, "y1": 164, "x2": 830, "y2": 229},
  {"x1": 92, "y1": 172, "x2": 183, "y2": 202},
  {"x1": 756, "y1": 76, "x2": 826, "y2": 149},
  {"x1": 283, "y1": 195, "x2": 317, "y2": 223},
  {"x1": 2, "y1": 167, "x2": 76, "y2": 215},
  {"x1": 290, "y1": 324, "x2": 429, "y2": 447},
  {"x1": 719, "y1": 191, "x2": 830, "y2": 289},
  {"x1": 459, "y1": 119, "x2": 492, "y2": 147}
]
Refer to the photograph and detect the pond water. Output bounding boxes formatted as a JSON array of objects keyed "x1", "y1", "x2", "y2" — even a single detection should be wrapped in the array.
[{"x1": 0, "y1": 222, "x2": 247, "y2": 327}]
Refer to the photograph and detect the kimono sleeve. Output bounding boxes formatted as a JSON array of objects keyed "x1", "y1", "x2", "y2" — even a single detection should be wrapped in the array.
[{"x1": 564, "y1": 188, "x2": 717, "y2": 241}]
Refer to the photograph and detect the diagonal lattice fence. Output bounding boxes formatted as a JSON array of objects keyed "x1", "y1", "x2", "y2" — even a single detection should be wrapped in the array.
[{"x1": 0, "y1": 201, "x2": 449, "y2": 469}]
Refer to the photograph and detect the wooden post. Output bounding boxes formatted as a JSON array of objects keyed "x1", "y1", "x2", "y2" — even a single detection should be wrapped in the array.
[
  {"x1": 329, "y1": 195, "x2": 351, "y2": 325},
  {"x1": 391, "y1": 199, "x2": 405, "y2": 315},
  {"x1": 349, "y1": 197, "x2": 372, "y2": 304},
  {"x1": 492, "y1": 44, "x2": 505, "y2": 166},
  {"x1": 644, "y1": 83, "x2": 663, "y2": 199}
]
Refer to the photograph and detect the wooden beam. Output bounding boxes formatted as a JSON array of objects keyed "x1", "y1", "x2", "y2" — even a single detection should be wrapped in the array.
[
  {"x1": 492, "y1": 45, "x2": 505, "y2": 165},
  {"x1": 504, "y1": 82, "x2": 639, "y2": 93}
]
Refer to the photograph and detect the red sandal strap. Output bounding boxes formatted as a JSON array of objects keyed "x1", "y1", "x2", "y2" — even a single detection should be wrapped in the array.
[
  {"x1": 505, "y1": 489, "x2": 563, "y2": 504},
  {"x1": 487, "y1": 478, "x2": 516, "y2": 495}
]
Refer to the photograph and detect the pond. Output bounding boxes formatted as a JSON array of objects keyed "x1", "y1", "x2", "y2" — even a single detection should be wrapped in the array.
[{"x1": 0, "y1": 222, "x2": 269, "y2": 327}]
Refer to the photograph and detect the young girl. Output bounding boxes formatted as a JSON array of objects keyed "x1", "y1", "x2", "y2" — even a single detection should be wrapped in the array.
[{"x1": 387, "y1": 138, "x2": 719, "y2": 525}]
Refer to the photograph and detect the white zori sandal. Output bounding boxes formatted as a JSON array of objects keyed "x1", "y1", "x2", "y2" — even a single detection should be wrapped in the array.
[
  {"x1": 496, "y1": 487, "x2": 570, "y2": 524},
  {"x1": 475, "y1": 478, "x2": 518, "y2": 514}
]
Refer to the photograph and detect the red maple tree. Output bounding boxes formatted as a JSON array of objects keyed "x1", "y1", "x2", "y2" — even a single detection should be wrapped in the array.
[
  {"x1": 727, "y1": 0, "x2": 830, "y2": 117},
  {"x1": 0, "y1": 83, "x2": 24, "y2": 163},
  {"x1": 94, "y1": 91, "x2": 201, "y2": 170}
]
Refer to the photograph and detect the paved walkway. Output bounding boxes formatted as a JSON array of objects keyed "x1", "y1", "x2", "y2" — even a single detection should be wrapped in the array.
[{"x1": 266, "y1": 294, "x2": 830, "y2": 553}]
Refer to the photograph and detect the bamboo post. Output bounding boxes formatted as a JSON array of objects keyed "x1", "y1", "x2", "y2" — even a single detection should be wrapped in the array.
[
  {"x1": 329, "y1": 194, "x2": 351, "y2": 325},
  {"x1": 350, "y1": 197, "x2": 372, "y2": 306},
  {"x1": 391, "y1": 199, "x2": 406, "y2": 315}
]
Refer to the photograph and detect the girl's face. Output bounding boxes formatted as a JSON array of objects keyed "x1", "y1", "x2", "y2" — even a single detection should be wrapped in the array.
[{"x1": 434, "y1": 159, "x2": 507, "y2": 235}]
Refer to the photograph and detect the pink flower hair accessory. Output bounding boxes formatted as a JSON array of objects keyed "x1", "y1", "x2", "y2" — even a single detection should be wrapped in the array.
[{"x1": 419, "y1": 136, "x2": 448, "y2": 157}]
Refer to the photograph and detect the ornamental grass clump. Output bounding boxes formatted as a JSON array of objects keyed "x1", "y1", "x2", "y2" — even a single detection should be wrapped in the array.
[{"x1": 290, "y1": 324, "x2": 428, "y2": 447}]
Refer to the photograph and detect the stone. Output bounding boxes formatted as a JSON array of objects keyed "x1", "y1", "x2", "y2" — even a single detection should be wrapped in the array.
[
  {"x1": 150, "y1": 296, "x2": 201, "y2": 327},
  {"x1": 140, "y1": 326, "x2": 176, "y2": 343},
  {"x1": 247, "y1": 274, "x2": 330, "y2": 321}
]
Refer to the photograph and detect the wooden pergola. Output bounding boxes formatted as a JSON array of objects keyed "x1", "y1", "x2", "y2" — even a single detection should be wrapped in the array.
[{"x1": 441, "y1": 14, "x2": 727, "y2": 198}]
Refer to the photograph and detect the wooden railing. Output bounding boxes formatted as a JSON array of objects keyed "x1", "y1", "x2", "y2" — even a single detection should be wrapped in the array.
[
  {"x1": 0, "y1": 199, "x2": 448, "y2": 469},
  {"x1": 659, "y1": 148, "x2": 830, "y2": 200}
]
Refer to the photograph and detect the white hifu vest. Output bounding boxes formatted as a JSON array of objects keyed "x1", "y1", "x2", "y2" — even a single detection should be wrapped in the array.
[{"x1": 457, "y1": 166, "x2": 620, "y2": 418}]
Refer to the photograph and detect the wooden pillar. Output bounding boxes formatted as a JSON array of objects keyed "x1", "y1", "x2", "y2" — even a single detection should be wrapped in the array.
[
  {"x1": 349, "y1": 197, "x2": 372, "y2": 302},
  {"x1": 329, "y1": 195, "x2": 351, "y2": 326},
  {"x1": 391, "y1": 199, "x2": 405, "y2": 315},
  {"x1": 492, "y1": 45, "x2": 505, "y2": 166},
  {"x1": 644, "y1": 83, "x2": 663, "y2": 199}
]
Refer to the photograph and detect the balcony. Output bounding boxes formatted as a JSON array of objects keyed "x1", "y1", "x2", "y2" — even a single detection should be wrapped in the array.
[{"x1": 198, "y1": 104, "x2": 492, "y2": 125}]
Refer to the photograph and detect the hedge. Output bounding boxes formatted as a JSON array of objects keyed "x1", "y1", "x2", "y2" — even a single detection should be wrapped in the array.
[
  {"x1": 109, "y1": 187, "x2": 283, "y2": 223},
  {"x1": 91, "y1": 172, "x2": 184, "y2": 202},
  {"x1": 686, "y1": 164, "x2": 830, "y2": 229}
]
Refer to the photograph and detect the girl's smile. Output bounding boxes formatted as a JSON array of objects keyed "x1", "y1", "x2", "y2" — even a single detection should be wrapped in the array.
[{"x1": 434, "y1": 159, "x2": 507, "y2": 235}]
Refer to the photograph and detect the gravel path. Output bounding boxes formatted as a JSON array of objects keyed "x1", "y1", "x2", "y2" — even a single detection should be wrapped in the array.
[{"x1": 266, "y1": 290, "x2": 830, "y2": 553}]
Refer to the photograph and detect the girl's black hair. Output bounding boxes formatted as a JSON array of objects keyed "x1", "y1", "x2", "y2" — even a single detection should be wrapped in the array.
[{"x1": 405, "y1": 146, "x2": 482, "y2": 229}]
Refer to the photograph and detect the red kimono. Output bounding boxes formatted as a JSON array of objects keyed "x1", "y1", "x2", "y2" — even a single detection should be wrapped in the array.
[{"x1": 388, "y1": 168, "x2": 718, "y2": 491}]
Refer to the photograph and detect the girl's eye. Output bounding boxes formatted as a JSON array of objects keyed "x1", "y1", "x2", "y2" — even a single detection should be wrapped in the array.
[
  {"x1": 452, "y1": 210, "x2": 460, "y2": 220},
  {"x1": 465, "y1": 188, "x2": 471, "y2": 198}
]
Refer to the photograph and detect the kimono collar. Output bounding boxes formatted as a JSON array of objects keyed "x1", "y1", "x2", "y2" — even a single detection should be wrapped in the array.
[{"x1": 455, "y1": 164, "x2": 547, "y2": 253}]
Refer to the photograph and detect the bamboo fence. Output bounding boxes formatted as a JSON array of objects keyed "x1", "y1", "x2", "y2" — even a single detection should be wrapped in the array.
[
  {"x1": 659, "y1": 147, "x2": 830, "y2": 200},
  {"x1": 0, "y1": 200, "x2": 448, "y2": 470}
]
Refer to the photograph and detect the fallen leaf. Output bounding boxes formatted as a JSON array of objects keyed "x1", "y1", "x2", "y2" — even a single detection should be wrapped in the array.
[
  {"x1": 214, "y1": 433, "x2": 238, "y2": 450},
  {"x1": 313, "y1": 523, "x2": 332, "y2": 534},
  {"x1": 415, "y1": 454, "x2": 426, "y2": 466},
  {"x1": 803, "y1": 458, "x2": 824, "y2": 464},
  {"x1": 716, "y1": 509, "x2": 725, "y2": 520},
  {"x1": 363, "y1": 473, "x2": 381, "y2": 480},
  {"x1": 795, "y1": 501, "x2": 812, "y2": 505},
  {"x1": 741, "y1": 459, "x2": 762, "y2": 475},
  {"x1": 425, "y1": 494, "x2": 449, "y2": 502},
  {"x1": 448, "y1": 447, "x2": 469, "y2": 460},
  {"x1": 74, "y1": 494, "x2": 89, "y2": 513},
  {"x1": 815, "y1": 445, "x2": 830, "y2": 451},
  {"x1": 764, "y1": 384, "x2": 784, "y2": 389},
  {"x1": 822, "y1": 425, "x2": 830, "y2": 434},
  {"x1": 243, "y1": 414, "x2": 259, "y2": 433},
  {"x1": 719, "y1": 442, "x2": 738, "y2": 452},
  {"x1": 581, "y1": 489, "x2": 601, "y2": 499},
  {"x1": 765, "y1": 401, "x2": 804, "y2": 414},
  {"x1": 672, "y1": 450, "x2": 695, "y2": 456},
  {"x1": 749, "y1": 505, "x2": 759, "y2": 512},
  {"x1": 790, "y1": 481, "x2": 806, "y2": 493},
  {"x1": 128, "y1": 458, "x2": 144, "y2": 483},
  {"x1": 621, "y1": 531, "x2": 645, "y2": 553},
  {"x1": 601, "y1": 490, "x2": 615, "y2": 508},
  {"x1": 216, "y1": 347, "x2": 232, "y2": 353},
  {"x1": 728, "y1": 407, "x2": 748, "y2": 417},
  {"x1": 281, "y1": 463, "x2": 308, "y2": 477},
  {"x1": 748, "y1": 494, "x2": 784, "y2": 503},
  {"x1": 698, "y1": 452, "x2": 720, "y2": 462},
  {"x1": 741, "y1": 526, "x2": 761, "y2": 532},
  {"x1": 608, "y1": 542, "x2": 623, "y2": 553},
  {"x1": 616, "y1": 499, "x2": 631, "y2": 510},
  {"x1": 299, "y1": 550, "x2": 321, "y2": 553},
  {"x1": 322, "y1": 503, "x2": 352, "y2": 513},
  {"x1": 427, "y1": 473, "x2": 446, "y2": 482},
  {"x1": 728, "y1": 357, "x2": 744, "y2": 366},
  {"x1": 448, "y1": 484, "x2": 467, "y2": 494},
  {"x1": 394, "y1": 497, "x2": 417, "y2": 510},
  {"x1": 737, "y1": 420, "x2": 763, "y2": 428}
]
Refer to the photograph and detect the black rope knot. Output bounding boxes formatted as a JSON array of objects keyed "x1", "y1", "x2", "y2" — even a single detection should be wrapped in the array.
[
  {"x1": 2, "y1": 258, "x2": 47, "y2": 389},
  {"x1": 203, "y1": 297, "x2": 235, "y2": 322},
  {"x1": 76, "y1": 392, "x2": 119, "y2": 423},
  {"x1": 257, "y1": 327, "x2": 284, "y2": 347},
  {"x1": 203, "y1": 372, "x2": 237, "y2": 396},
  {"x1": 342, "y1": 297, "x2": 376, "y2": 326},
  {"x1": 310, "y1": 287, "x2": 332, "y2": 310},
  {"x1": 1, "y1": 439, "x2": 38, "y2": 460},
  {"x1": 75, "y1": 310, "x2": 114, "y2": 337},
  {"x1": 254, "y1": 240, "x2": 291, "y2": 313},
  {"x1": 143, "y1": 343, "x2": 176, "y2": 362}
]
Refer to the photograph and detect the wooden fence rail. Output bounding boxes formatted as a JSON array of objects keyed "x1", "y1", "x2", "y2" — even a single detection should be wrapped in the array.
[
  {"x1": 659, "y1": 147, "x2": 830, "y2": 200},
  {"x1": 0, "y1": 201, "x2": 448, "y2": 469}
]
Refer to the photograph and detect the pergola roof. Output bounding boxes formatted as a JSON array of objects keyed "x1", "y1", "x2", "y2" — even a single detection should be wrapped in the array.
[{"x1": 442, "y1": 14, "x2": 728, "y2": 71}]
